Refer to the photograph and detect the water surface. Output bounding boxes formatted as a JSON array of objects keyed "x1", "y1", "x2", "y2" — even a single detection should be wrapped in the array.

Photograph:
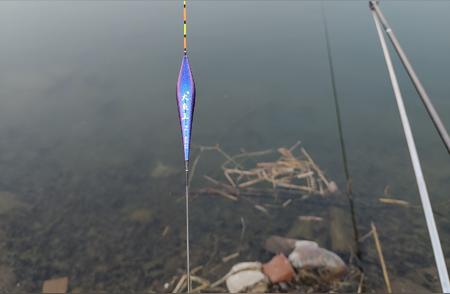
[{"x1": 0, "y1": 1, "x2": 449, "y2": 292}]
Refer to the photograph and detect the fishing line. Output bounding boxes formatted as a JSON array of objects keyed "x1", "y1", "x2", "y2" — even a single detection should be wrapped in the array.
[
  {"x1": 320, "y1": 1, "x2": 361, "y2": 258},
  {"x1": 177, "y1": 0, "x2": 196, "y2": 292}
]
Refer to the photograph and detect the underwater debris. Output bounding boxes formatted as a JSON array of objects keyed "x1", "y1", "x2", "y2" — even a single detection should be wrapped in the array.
[
  {"x1": 0, "y1": 191, "x2": 27, "y2": 215},
  {"x1": 378, "y1": 198, "x2": 410, "y2": 207},
  {"x1": 225, "y1": 262, "x2": 268, "y2": 293},
  {"x1": 161, "y1": 232, "x2": 361, "y2": 293},
  {"x1": 0, "y1": 266, "x2": 16, "y2": 292},
  {"x1": 378, "y1": 185, "x2": 410, "y2": 207},
  {"x1": 193, "y1": 142, "x2": 338, "y2": 203},
  {"x1": 288, "y1": 240, "x2": 348, "y2": 283},
  {"x1": 42, "y1": 277, "x2": 69, "y2": 294},
  {"x1": 329, "y1": 206, "x2": 355, "y2": 253},
  {"x1": 299, "y1": 215, "x2": 324, "y2": 222},
  {"x1": 150, "y1": 161, "x2": 178, "y2": 179},
  {"x1": 222, "y1": 252, "x2": 240, "y2": 263},
  {"x1": 262, "y1": 254, "x2": 295, "y2": 283},
  {"x1": 371, "y1": 222, "x2": 392, "y2": 293},
  {"x1": 127, "y1": 208, "x2": 155, "y2": 224},
  {"x1": 264, "y1": 236, "x2": 297, "y2": 256}
]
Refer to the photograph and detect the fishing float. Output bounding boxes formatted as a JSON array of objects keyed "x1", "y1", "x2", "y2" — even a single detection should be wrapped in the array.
[{"x1": 176, "y1": 0, "x2": 195, "y2": 292}]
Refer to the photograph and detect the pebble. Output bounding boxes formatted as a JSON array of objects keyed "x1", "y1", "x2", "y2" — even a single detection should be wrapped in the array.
[
  {"x1": 262, "y1": 254, "x2": 295, "y2": 283},
  {"x1": 264, "y1": 236, "x2": 297, "y2": 255},
  {"x1": 288, "y1": 240, "x2": 348, "y2": 282},
  {"x1": 225, "y1": 262, "x2": 268, "y2": 293}
]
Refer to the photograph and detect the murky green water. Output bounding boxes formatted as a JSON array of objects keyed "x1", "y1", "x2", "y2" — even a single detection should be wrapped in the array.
[{"x1": 0, "y1": 1, "x2": 449, "y2": 292}]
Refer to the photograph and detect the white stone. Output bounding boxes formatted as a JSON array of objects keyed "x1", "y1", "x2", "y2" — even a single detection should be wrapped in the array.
[
  {"x1": 229, "y1": 262, "x2": 262, "y2": 275},
  {"x1": 289, "y1": 240, "x2": 347, "y2": 281},
  {"x1": 226, "y1": 270, "x2": 267, "y2": 293}
]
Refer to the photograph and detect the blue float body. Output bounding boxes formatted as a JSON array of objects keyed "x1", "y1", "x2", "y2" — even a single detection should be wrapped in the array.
[{"x1": 176, "y1": 55, "x2": 196, "y2": 161}]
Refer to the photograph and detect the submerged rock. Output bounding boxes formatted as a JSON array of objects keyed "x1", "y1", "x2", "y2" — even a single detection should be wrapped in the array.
[
  {"x1": 225, "y1": 262, "x2": 268, "y2": 293},
  {"x1": 128, "y1": 208, "x2": 155, "y2": 224},
  {"x1": 42, "y1": 277, "x2": 69, "y2": 294},
  {"x1": 329, "y1": 206, "x2": 355, "y2": 253},
  {"x1": 262, "y1": 254, "x2": 295, "y2": 283},
  {"x1": 264, "y1": 236, "x2": 297, "y2": 256},
  {"x1": 286, "y1": 217, "x2": 328, "y2": 247},
  {"x1": 150, "y1": 161, "x2": 178, "y2": 178},
  {"x1": 0, "y1": 191, "x2": 27, "y2": 215},
  {"x1": 228, "y1": 262, "x2": 262, "y2": 274},
  {"x1": 326, "y1": 181, "x2": 339, "y2": 194},
  {"x1": 0, "y1": 266, "x2": 16, "y2": 292},
  {"x1": 288, "y1": 240, "x2": 348, "y2": 282},
  {"x1": 390, "y1": 277, "x2": 430, "y2": 293}
]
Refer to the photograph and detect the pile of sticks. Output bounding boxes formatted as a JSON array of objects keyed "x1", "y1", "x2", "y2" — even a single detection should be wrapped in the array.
[{"x1": 193, "y1": 141, "x2": 338, "y2": 202}]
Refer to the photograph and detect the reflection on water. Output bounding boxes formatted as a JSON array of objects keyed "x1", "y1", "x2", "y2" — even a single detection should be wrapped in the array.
[{"x1": 0, "y1": 1, "x2": 449, "y2": 292}]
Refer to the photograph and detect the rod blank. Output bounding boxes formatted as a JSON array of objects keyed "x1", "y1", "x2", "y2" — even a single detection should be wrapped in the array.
[
  {"x1": 371, "y1": 6, "x2": 450, "y2": 292},
  {"x1": 370, "y1": 1, "x2": 450, "y2": 154}
]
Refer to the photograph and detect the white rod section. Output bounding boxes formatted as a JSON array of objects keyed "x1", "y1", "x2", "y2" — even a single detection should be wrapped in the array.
[
  {"x1": 370, "y1": 1, "x2": 450, "y2": 154},
  {"x1": 371, "y1": 8, "x2": 450, "y2": 293}
]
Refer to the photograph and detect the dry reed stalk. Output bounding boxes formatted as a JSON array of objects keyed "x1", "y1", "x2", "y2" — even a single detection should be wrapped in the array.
[
  {"x1": 238, "y1": 178, "x2": 265, "y2": 188},
  {"x1": 191, "y1": 283, "x2": 210, "y2": 293},
  {"x1": 379, "y1": 198, "x2": 410, "y2": 207},
  {"x1": 162, "y1": 226, "x2": 170, "y2": 237},
  {"x1": 318, "y1": 179, "x2": 324, "y2": 195},
  {"x1": 197, "y1": 144, "x2": 242, "y2": 168},
  {"x1": 358, "y1": 230, "x2": 374, "y2": 243},
  {"x1": 301, "y1": 148, "x2": 330, "y2": 186},
  {"x1": 276, "y1": 160, "x2": 296, "y2": 167},
  {"x1": 272, "y1": 168, "x2": 295, "y2": 178},
  {"x1": 224, "y1": 170, "x2": 237, "y2": 187},
  {"x1": 222, "y1": 252, "x2": 240, "y2": 263},
  {"x1": 306, "y1": 173, "x2": 312, "y2": 190},
  {"x1": 278, "y1": 147, "x2": 296, "y2": 159},
  {"x1": 282, "y1": 199, "x2": 292, "y2": 207},
  {"x1": 191, "y1": 266, "x2": 203, "y2": 275},
  {"x1": 310, "y1": 176, "x2": 317, "y2": 191},
  {"x1": 256, "y1": 162, "x2": 278, "y2": 168},
  {"x1": 224, "y1": 168, "x2": 256, "y2": 176},
  {"x1": 190, "y1": 276, "x2": 210, "y2": 293},
  {"x1": 208, "y1": 188, "x2": 238, "y2": 201},
  {"x1": 254, "y1": 204, "x2": 270, "y2": 215},
  {"x1": 165, "y1": 276, "x2": 178, "y2": 292},
  {"x1": 299, "y1": 215, "x2": 324, "y2": 222},
  {"x1": 288, "y1": 140, "x2": 302, "y2": 152},
  {"x1": 371, "y1": 222, "x2": 392, "y2": 293},
  {"x1": 173, "y1": 274, "x2": 187, "y2": 293},
  {"x1": 210, "y1": 274, "x2": 228, "y2": 288},
  {"x1": 221, "y1": 149, "x2": 273, "y2": 169},
  {"x1": 296, "y1": 171, "x2": 314, "y2": 179},
  {"x1": 215, "y1": 146, "x2": 240, "y2": 167},
  {"x1": 275, "y1": 182, "x2": 314, "y2": 193},
  {"x1": 203, "y1": 175, "x2": 236, "y2": 194},
  {"x1": 189, "y1": 152, "x2": 202, "y2": 185},
  {"x1": 232, "y1": 149, "x2": 273, "y2": 160},
  {"x1": 357, "y1": 273, "x2": 365, "y2": 293}
]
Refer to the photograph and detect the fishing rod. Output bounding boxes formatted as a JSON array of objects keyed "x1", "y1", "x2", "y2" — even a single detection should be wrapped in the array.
[
  {"x1": 176, "y1": 0, "x2": 195, "y2": 291},
  {"x1": 370, "y1": 4, "x2": 450, "y2": 292},
  {"x1": 370, "y1": 1, "x2": 450, "y2": 154},
  {"x1": 320, "y1": 1, "x2": 361, "y2": 259}
]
